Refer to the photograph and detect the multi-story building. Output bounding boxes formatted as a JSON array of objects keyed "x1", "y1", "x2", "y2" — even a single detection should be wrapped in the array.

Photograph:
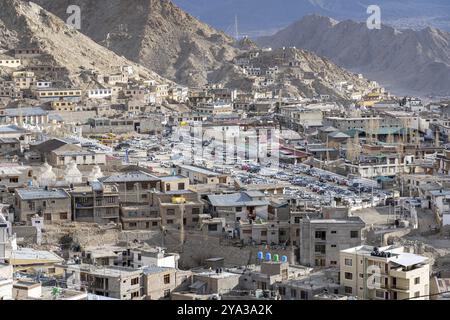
[
  {"x1": 100, "y1": 171, "x2": 161, "y2": 205},
  {"x1": 14, "y1": 188, "x2": 71, "y2": 223},
  {"x1": 0, "y1": 54, "x2": 21, "y2": 68},
  {"x1": 0, "y1": 107, "x2": 49, "y2": 126},
  {"x1": 36, "y1": 88, "x2": 82, "y2": 102},
  {"x1": 60, "y1": 264, "x2": 144, "y2": 300},
  {"x1": 70, "y1": 182, "x2": 120, "y2": 225},
  {"x1": 150, "y1": 189, "x2": 204, "y2": 230},
  {"x1": 299, "y1": 208, "x2": 366, "y2": 267},
  {"x1": 177, "y1": 164, "x2": 231, "y2": 185},
  {"x1": 339, "y1": 245, "x2": 430, "y2": 300}
]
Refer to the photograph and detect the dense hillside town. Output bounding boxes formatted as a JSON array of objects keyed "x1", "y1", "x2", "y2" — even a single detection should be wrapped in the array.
[{"x1": 0, "y1": 0, "x2": 449, "y2": 303}]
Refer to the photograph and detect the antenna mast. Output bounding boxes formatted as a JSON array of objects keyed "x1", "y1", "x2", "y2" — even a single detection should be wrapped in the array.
[{"x1": 235, "y1": 15, "x2": 239, "y2": 40}]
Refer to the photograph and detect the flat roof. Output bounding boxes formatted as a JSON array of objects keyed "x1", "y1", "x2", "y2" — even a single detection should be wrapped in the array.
[
  {"x1": 101, "y1": 171, "x2": 160, "y2": 183},
  {"x1": 16, "y1": 188, "x2": 69, "y2": 200},
  {"x1": 178, "y1": 164, "x2": 220, "y2": 176},
  {"x1": 10, "y1": 248, "x2": 63, "y2": 263},
  {"x1": 207, "y1": 192, "x2": 269, "y2": 207}
]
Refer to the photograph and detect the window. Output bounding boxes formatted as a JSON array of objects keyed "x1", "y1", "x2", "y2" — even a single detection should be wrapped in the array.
[
  {"x1": 300, "y1": 291, "x2": 308, "y2": 300},
  {"x1": 192, "y1": 208, "x2": 200, "y2": 215},
  {"x1": 178, "y1": 183, "x2": 185, "y2": 190},
  {"x1": 314, "y1": 244, "x2": 326, "y2": 254},
  {"x1": 331, "y1": 244, "x2": 337, "y2": 248},
  {"x1": 315, "y1": 231, "x2": 326, "y2": 240},
  {"x1": 278, "y1": 287, "x2": 286, "y2": 296},
  {"x1": 131, "y1": 277, "x2": 139, "y2": 285},
  {"x1": 164, "y1": 289, "x2": 171, "y2": 298},
  {"x1": 331, "y1": 230, "x2": 337, "y2": 234},
  {"x1": 414, "y1": 277, "x2": 420, "y2": 285},
  {"x1": 261, "y1": 230, "x2": 267, "y2": 236},
  {"x1": 164, "y1": 274, "x2": 170, "y2": 284},
  {"x1": 208, "y1": 224, "x2": 218, "y2": 231},
  {"x1": 59, "y1": 212, "x2": 68, "y2": 220},
  {"x1": 290, "y1": 288, "x2": 297, "y2": 298},
  {"x1": 131, "y1": 291, "x2": 140, "y2": 298},
  {"x1": 415, "y1": 291, "x2": 420, "y2": 298},
  {"x1": 166, "y1": 219, "x2": 174, "y2": 224},
  {"x1": 344, "y1": 286, "x2": 353, "y2": 294},
  {"x1": 345, "y1": 272, "x2": 353, "y2": 280},
  {"x1": 152, "y1": 221, "x2": 158, "y2": 226},
  {"x1": 167, "y1": 209, "x2": 175, "y2": 216},
  {"x1": 236, "y1": 207, "x2": 242, "y2": 212},
  {"x1": 330, "y1": 261, "x2": 337, "y2": 265},
  {"x1": 344, "y1": 258, "x2": 353, "y2": 266},
  {"x1": 350, "y1": 231, "x2": 359, "y2": 238}
]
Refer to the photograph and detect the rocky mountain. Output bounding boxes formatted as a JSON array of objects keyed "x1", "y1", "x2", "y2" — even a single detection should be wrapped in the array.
[
  {"x1": 210, "y1": 47, "x2": 372, "y2": 101},
  {"x1": 258, "y1": 15, "x2": 450, "y2": 97},
  {"x1": 0, "y1": 0, "x2": 165, "y2": 88},
  {"x1": 33, "y1": 0, "x2": 240, "y2": 87},
  {"x1": 174, "y1": 0, "x2": 450, "y2": 36}
]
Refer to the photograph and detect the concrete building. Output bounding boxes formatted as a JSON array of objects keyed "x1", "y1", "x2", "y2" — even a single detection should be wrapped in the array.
[
  {"x1": 275, "y1": 269, "x2": 342, "y2": 300},
  {"x1": 0, "y1": 107, "x2": 49, "y2": 125},
  {"x1": 339, "y1": 245, "x2": 430, "y2": 300},
  {"x1": 188, "y1": 269, "x2": 240, "y2": 295},
  {"x1": 299, "y1": 212, "x2": 366, "y2": 267},
  {"x1": 143, "y1": 266, "x2": 178, "y2": 300},
  {"x1": 60, "y1": 264, "x2": 144, "y2": 300},
  {"x1": 207, "y1": 191, "x2": 270, "y2": 225},
  {"x1": 14, "y1": 188, "x2": 71, "y2": 223},
  {"x1": 177, "y1": 164, "x2": 231, "y2": 185},
  {"x1": 100, "y1": 171, "x2": 161, "y2": 205},
  {"x1": 130, "y1": 247, "x2": 179, "y2": 269},
  {"x1": 0, "y1": 54, "x2": 21, "y2": 68},
  {"x1": 150, "y1": 189, "x2": 204, "y2": 229},
  {"x1": 70, "y1": 181, "x2": 120, "y2": 225}
]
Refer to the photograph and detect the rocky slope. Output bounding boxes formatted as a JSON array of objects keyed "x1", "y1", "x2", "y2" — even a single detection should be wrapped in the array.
[
  {"x1": 33, "y1": 0, "x2": 240, "y2": 87},
  {"x1": 0, "y1": 0, "x2": 165, "y2": 87},
  {"x1": 258, "y1": 15, "x2": 450, "y2": 97},
  {"x1": 210, "y1": 47, "x2": 372, "y2": 101}
]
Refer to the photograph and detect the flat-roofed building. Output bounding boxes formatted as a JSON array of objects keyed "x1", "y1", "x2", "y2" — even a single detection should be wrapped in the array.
[
  {"x1": 177, "y1": 164, "x2": 231, "y2": 185},
  {"x1": 70, "y1": 182, "x2": 120, "y2": 225},
  {"x1": 0, "y1": 54, "x2": 21, "y2": 68},
  {"x1": 100, "y1": 171, "x2": 161, "y2": 205},
  {"x1": 14, "y1": 188, "x2": 71, "y2": 223},
  {"x1": 340, "y1": 245, "x2": 430, "y2": 300},
  {"x1": 59, "y1": 264, "x2": 144, "y2": 300},
  {"x1": 299, "y1": 213, "x2": 366, "y2": 268}
]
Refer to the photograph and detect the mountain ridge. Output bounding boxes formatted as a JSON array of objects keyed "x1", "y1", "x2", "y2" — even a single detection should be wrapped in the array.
[
  {"x1": 33, "y1": 0, "x2": 241, "y2": 87},
  {"x1": 257, "y1": 15, "x2": 450, "y2": 97}
]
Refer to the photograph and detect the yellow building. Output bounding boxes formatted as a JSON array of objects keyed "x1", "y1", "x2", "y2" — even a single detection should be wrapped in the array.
[
  {"x1": 12, "y1": 71, "x2": 36, "y2": 90},
  {"x1": 340, "y1": 245, "x2": 430, "y2": 300},
  {"x1": 51, "y1": 101, "x2": 76, "y2": 111},
  {"x1": 7, "y1": 248, "x2": 64, "y2": 277}
]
